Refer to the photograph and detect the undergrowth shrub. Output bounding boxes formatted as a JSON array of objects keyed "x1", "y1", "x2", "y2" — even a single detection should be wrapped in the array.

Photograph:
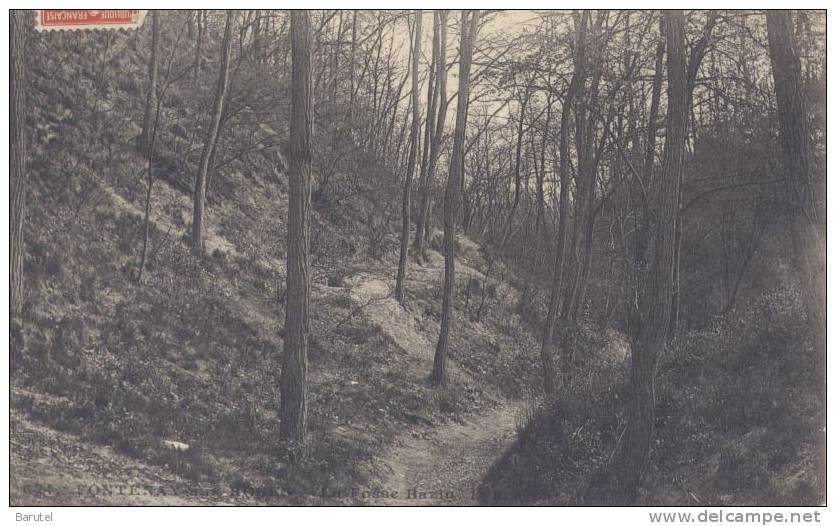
[
  {"x1": 480, "y1": 285, "x2": 822, "y2": 505},
  {"x1": 478, "y1": 323, "x2": 629, "y2": 505}
]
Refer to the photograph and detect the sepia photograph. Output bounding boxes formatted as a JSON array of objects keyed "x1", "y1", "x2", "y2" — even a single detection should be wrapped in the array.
[{"x1": 5, "y1": 4, "x2": 828, "y2": 516}]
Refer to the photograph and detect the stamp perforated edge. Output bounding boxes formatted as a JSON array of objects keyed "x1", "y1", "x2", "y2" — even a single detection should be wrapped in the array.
[{"x1": 33, "y1": 9, "x2": 148, "y2": 32}]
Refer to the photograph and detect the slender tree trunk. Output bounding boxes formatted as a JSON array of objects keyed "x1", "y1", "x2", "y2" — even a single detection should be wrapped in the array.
[
  {"x1": 643, "y1": 17, "x2": 665, "y2": 185},
  {"x1": 192, "y1": 12, "x2": 234, "y2": 253},
  {"x1": 137, "y1": 112, "x2": 160, "y2": 285},
  {"x1": 140, "y1": 11, "x2": 159, "y2": 151},
  {"x1": 571, "y1": 191, "x2": 597, "y2": 318},
  {"x1": 501, "y1": 82, "x2": 532, "y2": 248},
  {"x1": 565, "y1": 31, "x2": 603, "y2": 320},
  {"x1": 394, "y1": 11, "x2": 423, "y2": 303},
  {"x1": 535, "y1": 90, "x2": 554, "y2": 243},
  {"x1": 415, "y1": 11, "x2": 449, "y2": 258},
  {"x1": 280, "y1": 10, "x2": 313, "y2": 442},
  {"x1": 193, "y1": 10, "x2": 203, "y2": 83},
  {"x1": 10, "y1": 10, "x2": 27, "y2": 316},
  {"x1": 629, "y1": 14, "x2": 666, "y2": 340},
  {"x1": 413, "y1": 12, "x2": 440, "y2": 259},
  {"x1": 369, "y1": 26, "x2": 384, "y2": 150},
  {"x1": 348, "y1": 11, "x2": 358, "y2": 133},
  {"x1": 669, "y1": 215, "x2": 683, "y2": 336},
  {"x1": 767, "y1": 10, "x2": 826, "y2": 404},
  {"x1": 613, "y1": 10, "x2": 687, "y2": 499},
  {"x1": 430, "y1": 10, "x2": 479, "y2": 385},
  {"x1": 569, "y1": 132, "x2": 603, "y2": 320},
  {"x1": 332, "y1": 11, "x2": 343, "y2": 108},
  {"x1": 670, "y1": 11, "x2": 717, "y2": 338},
  {"x1": 252, "y1": 10, "x2": 261, "y2": 64},
  {"x1": 540, "y1": 11, "x2": 589, "y2": 394}
]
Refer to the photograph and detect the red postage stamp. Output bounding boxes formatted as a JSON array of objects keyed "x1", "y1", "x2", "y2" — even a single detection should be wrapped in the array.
[{"x1": 34, "y1": 9, "x2": 147, "y2": 31}]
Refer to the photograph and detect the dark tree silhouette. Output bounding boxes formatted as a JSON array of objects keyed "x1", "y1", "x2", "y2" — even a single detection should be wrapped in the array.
[
  {"x1": 614, "y1": 10, "x2": 688, "y2": 499},
  {"x1": 280, "y1": 10, "x2": 313, "y2": 442},
  {"x1": 430, "y1": 10, "x2": 480, "y2": 385}
]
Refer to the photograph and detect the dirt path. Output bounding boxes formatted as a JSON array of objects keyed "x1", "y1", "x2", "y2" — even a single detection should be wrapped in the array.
[
  {"x1": 344, "y1": 258, "x2": 532, "y2": 506},
  {"x1": 364, "y1": 399, "x2": 528, "y2": 505}
]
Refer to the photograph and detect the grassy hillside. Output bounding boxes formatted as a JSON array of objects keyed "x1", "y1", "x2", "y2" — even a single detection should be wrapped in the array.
[{"x1": 10, "y1": 14, "x2": 542, "y2": 505}]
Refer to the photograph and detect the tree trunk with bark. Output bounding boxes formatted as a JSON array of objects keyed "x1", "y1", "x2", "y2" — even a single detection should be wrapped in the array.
[
  {"x1": 280, "y1": 10, "x2": 313, "y2": 442},
  {"x1": 430, "y1": 9, "x2": 479, "y2": 385},
  {"x1": 394, "y1": 10, "x2": 423, "y2": 303},
  {"x1": 140, "y1": 11, "x2": 159, "y2": 151},
  {"x1": 563, "y1": 15, "x2": 604, "y2": 320},
  {"x1": 534, "y1": 90, "x2": 554, "y2": 244},
  {"x1": 501, "y1": 80, "x2": 533, "y2": 248},
  {"x1": 413, "y1": 12, "x2": 440, "y2": 260},
  {"x1": 540, "y1": 11, "x2": 589, "y2": 394},
  {"x1": 670, "y1": 11, "x2": 717, "y2": 338},
  {"x1": 766, "y1": 10, "x2": 826, "y2": 404},
  {"x1": 610, "y1": 11, "x2": 687, "y2": 500},
  {"x1": 415, "y1": 10, "x2": 449, "y2": 259},
  {"x1": 348, "y1": 11, "x2": 358, "y2": 133},
  {"x1": 192, "y1": 11, "x2": 234, "y2": 253},
  {"x1": 193, "y1": 10, "x2": 203, "y2": 83},
  {"x1": 643, "y1": 17, "x2": 665, "y2": 186},
  {"x1": 10, "y1": 10, "x2": 27, "y2": 316},
  {"x1": 628, "y1": 14, "x2": 666, "y2": 341}
]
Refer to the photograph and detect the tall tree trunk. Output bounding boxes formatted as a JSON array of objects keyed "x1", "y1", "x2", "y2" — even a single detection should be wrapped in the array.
[
  {"x1": 669, "y1": 215, "x2": 683, "y2": 335},
  {"x1": 535, "y1": 90, "x2": 554, "y2": 244},
  {"x1": 140, "y1": 11, "x2": 159, "y2": 151},
  {"x1": 413, "y1": 11, "x2": 441, "y2": 259},
  {"x1": 570, "y1": 189, "x2": 597, "y2": 318},
  {"x1": 670, "y1": 11, "x2": 717, "y2": 338},
  {"x1": 540, "y1": 11, "x2": 589, "y2": 394},
  {"x1": 137, "y1": 98, "x2": 162, "y2": 285},
  {"x1": 187, "y1": 9, "x2": 194, "y2": 38},
  {"x1": 501, "y1": 81, "x2": 533, "y2": 248},
  {"x1": 643, "y1": 17, "x2": 665, "y2": 185},
  {"x1": 193, "y1": 10, "x2": 203, "y2": 83},
  {"x1": 430, "y1": 10, "x2": 480, "y2": 385},
  {"x1": 348, "y1": 11, "x2": 358, "y2": 133},
  {"x1": 252, "y1": 10, "x2": 261, "y2": 64},
  {"x1": 564, "y1": 20, "x2": 603, "y2": 320},
  {"x1": 332, "y1": 11, "x2": 343, "y2": 108},
  {"x1": 280, "y1": 10, "x2": 313, "y2": 442},
  {"x1": 613, "y1": 10, "x2": 687, "y2": 499},
  {"x1": 10, "y1": 10, "x2": 27, "y2": 316},
  {"x1": 767, "y1": 10, "x2": 826, "y2": 404},
  {"x1": 630, "y1": 14, "x2": 665, "y2": 338},
  {"x1": 192, "y1": 12, "x2": 234, "y2": 253},
  {"x1": 415, "y1": 10, "x2": 449, "y2": 258},
  {"x1": 394, "y1": 10, "x2": 423, "y2": 303},
  {"x1": 136, "y1": 15, "x2": 167, "y2": 285}
]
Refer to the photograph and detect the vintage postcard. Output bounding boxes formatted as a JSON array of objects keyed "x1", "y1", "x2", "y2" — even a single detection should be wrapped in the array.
[{"x1": 6, "y1": 5, "x2": 828, "y2": 521}]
